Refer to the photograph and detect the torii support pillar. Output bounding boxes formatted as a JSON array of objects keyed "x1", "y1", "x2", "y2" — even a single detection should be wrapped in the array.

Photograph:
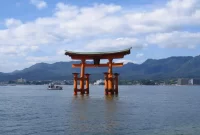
[
  {"x1": 73, "y1": 73, "x2": 79, "y2": 95},
  {"x1": 108, "y1": 59, "x2": 114, "y2": 95},
  {"x1": 85, "y1": 74, "x2": 90, "y2": 94},
  {"x1": 104, "y1": 72, "x2": 109, "y2": 95},
  {"x1": 80, "y1": 59, "x2": 86, "y2": 95},
  {"x1": 114, "y1": 73, "x2": 119, "y2": 95}
]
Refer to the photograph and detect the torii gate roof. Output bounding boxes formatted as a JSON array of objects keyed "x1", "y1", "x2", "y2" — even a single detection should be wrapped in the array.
[{"x1": 65, "y1": 47, "x2": 132, "y2": 60}]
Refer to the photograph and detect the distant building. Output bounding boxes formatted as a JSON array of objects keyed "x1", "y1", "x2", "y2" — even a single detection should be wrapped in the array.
[
  {"x1": 178, "y1": 78, "x2": 200, "y2": 85},
  {"x1": 17, "y1": 78, "x2": 26, "y2": 83},
  {"x1": 189, "y1": 79, "x2": 200, "y2": 85},
  {"x1": 177, "y1": 78, "x2": 189, "y2": 85},
  {"x1": 188, "y1": 79, "x2": 193, "y2": 85},
  {"x1": 94, "y1": 79, "x2": 104, "y2": 85},
  {"x1": 193, "y1": 79, "x2": 200, "y2": 85}
]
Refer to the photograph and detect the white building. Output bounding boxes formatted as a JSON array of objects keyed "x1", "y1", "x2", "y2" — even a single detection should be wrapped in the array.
[{"x1": 17, "y1": 78, "x2": 26, "y2": 83}]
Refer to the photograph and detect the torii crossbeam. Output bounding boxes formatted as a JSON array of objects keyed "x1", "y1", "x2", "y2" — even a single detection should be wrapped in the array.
[{"x1": 65, "y1": 47, "x2": 132, "y2": 95}]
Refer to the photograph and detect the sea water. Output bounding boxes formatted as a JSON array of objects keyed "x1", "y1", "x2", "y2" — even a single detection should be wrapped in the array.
[{"x1": 0, "y1": 85, "x2": 200, "y2": 135}]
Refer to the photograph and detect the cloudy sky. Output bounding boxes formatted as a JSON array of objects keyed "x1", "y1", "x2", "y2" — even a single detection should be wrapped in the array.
[{"x1": 0, "y1": 0, "x2": 200, "y2": 72}]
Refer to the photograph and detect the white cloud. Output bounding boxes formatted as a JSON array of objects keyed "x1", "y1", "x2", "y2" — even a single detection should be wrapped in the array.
[
  {"x1": 146, "y1": 31, "x2": 200, "y2": 49},
  {"x1": 53, "y1": 3, "x2": 124, "y2": 37},
  {"x1": 54, "y1": 3, "x2": 79, "y2": 19},
  {"x1": 25, "y1": 55, "x2": 70, "y2": 64},
  {"x1": 56, "y1": 50, "x2": 65, "y2": 55},
  {"x1": 0, "y1": 4, "x2": 124, "y2": 49},
  {"x1": 0, "y1": 61, "x2": 31, "y2": 73},
  {"x1": 115, "y1": 59, "x2": 136, "y2": 64},
  {"x1": 26, "y1": 56, "x2": 51, "y2": 62},
  {"x1": 1, "y1": 1, "x2": 200, "y2": 51},
  {"x1": 5, "y1": 18, "x2": 22, "y2": 28},
  {"x1": 0, "y1": 45, "x2": 38, "y2": 56},
  {"x1": 30, "y1": 0, "x2": 47, "y2": 9},
  {"x1": 167, "y1": 0, "x2": 197, "y2": 11},
  {"x1": 85, "y1": 37, "x2": 147, "y2": 51},
  {"x1": 136, "y1": 53, "x2": 144, "y2": 58},
  {"x1": 125, "y1": 0, "x2": 200, "y2": 33},
  {"x1": 0, "y1": 21, "x2": 61, "y2": 47}
]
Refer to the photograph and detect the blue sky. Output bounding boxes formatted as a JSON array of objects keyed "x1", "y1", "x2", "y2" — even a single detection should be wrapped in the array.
[{"x1": 0, "y1": 0, "x2": 200, "y2": 72}]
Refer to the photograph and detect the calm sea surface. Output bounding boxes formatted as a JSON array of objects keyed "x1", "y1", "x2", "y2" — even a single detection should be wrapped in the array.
[{"x1": 0, "y1": 85, "x2": 200, "y2": 135}]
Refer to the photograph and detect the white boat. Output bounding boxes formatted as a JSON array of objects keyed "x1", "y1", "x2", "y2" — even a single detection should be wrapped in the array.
[{"x1": 48, "y1": 83, "x2": 63, "y2": 90}]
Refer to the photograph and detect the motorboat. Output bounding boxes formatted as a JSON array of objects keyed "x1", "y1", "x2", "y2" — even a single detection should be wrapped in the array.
[{"x1": 48, "y1": 83, "x2": 63, "y2": 90}]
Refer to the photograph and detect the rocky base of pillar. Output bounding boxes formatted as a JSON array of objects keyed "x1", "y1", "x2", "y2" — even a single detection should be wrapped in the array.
[
  {"x1": 74, "y1": 89, "x2": 90, "y2": 95},
  {"x1": 105, "y1": 89, "x2": 118, "y2": 95}
]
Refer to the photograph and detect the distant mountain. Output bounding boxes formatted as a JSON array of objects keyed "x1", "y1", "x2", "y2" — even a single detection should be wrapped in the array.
[
  {"x1": 174, "y1": 55, "x2": 200, "y2": 78},
  {"x1": 0, "y1": 55, "x2": 200, "y2": 81}
]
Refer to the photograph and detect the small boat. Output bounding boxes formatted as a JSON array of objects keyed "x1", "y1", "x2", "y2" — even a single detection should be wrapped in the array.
[{"x1": 48, "y1": 83, "x2": 63, "y2": 90}]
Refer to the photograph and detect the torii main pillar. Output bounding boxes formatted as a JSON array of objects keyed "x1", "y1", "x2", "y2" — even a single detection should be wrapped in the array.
[{"x1": 65, "y1": 47, "x2": 132, "y2": 95}]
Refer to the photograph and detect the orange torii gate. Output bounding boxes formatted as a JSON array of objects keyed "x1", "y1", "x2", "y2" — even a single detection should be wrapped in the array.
[{"x1": 65, "y1": 47, "x2": 132, "y2": 95}]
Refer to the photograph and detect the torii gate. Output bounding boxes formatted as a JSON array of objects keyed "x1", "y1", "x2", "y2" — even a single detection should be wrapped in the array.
[{"x1": 65, "y1": 47, "x2": 132, "y2": 95}]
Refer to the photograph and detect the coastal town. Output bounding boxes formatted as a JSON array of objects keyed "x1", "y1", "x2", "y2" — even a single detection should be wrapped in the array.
[{"x1": 1, "y1": 78, "x2": 200, "y2": 86}]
